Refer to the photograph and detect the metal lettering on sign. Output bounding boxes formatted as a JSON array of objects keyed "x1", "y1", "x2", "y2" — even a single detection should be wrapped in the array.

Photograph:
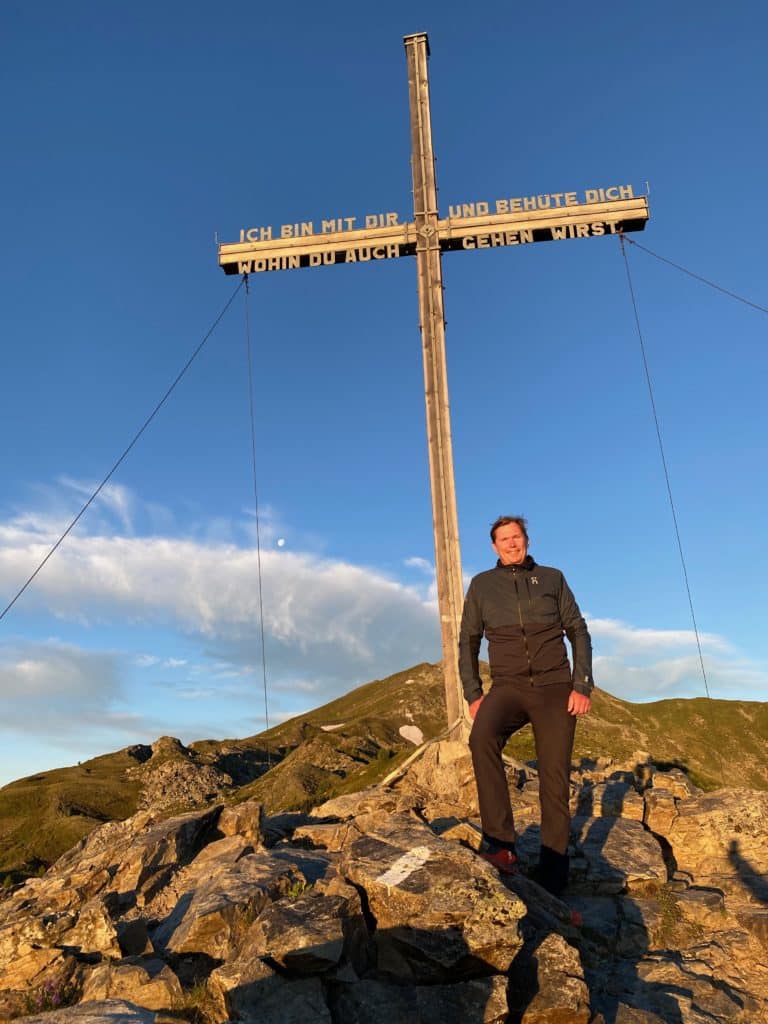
[{"x1": 221, "y1": 185, "x2": 648, "y2": 276}]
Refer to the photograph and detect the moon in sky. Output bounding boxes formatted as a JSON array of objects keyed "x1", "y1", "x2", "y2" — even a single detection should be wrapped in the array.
[{"x1": 276, "y1": 538, "x2": 286, "y2": 547}]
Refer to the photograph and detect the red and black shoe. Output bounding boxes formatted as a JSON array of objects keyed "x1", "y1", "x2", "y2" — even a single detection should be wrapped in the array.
[{"x1": 478, "y1": 847, "x2": 518, "y2": 875}]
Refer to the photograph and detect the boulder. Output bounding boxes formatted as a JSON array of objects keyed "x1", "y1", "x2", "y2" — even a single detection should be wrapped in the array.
[
  {"x1": 217, "y1": 799, "x2": 265, "y2": 845},
  {"x1": 341, "y1": 814, "x2": 527, "y2": 977},
  {"x1": 507, "y1": 931, "x2": 590, "y2": 1023},
  {"x1": 57, "y1": 895, "x2": 121, "y2": 957},
  {"x1": 8, "y1": 1001, "x2": 159, "y2": 1024},
  {"x1": 106, "y1": 807, "x2": 222, "y2": 905},
  {"x1": 208, "y1": 957, "x2": 331, "y2": 1024},
  {"x1": 653, "y1": 767, "x2": 700, "y2": 799},
  {"x1": 391, "y1": 741, "x2": 480, "y2": 820},
  {"x1": 569, "y1": 817, "x2": 667, "y2": 893},
  {"x1": 576, "y1": 781, "x2": 644, "y2": 821},
  {"x1": 665, "y1": 790, "x2": 768, "y2": 901},
  {"x1": 291, "y1": 820, "x2": 362, "y2": 851},
  {"x1": 153, "y1": 851, "x2": 306, "y2": 958},
  {"x1": 243, "y1": 887, "x2": 370, "y2": 976},
  {"x1": 643, "y1": 788, "x2": 678, "y2": 837},
  {"x1": 331, "y1": 975, "x2": 509, "y2": 1023},
  {"x1": 81, "y1": 960, "x2": 182, "y2": 1011}
]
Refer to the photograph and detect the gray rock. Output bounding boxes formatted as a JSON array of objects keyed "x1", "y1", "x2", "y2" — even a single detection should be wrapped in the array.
[
  {"x1": 244, "y1": 888, "x2": 370, "y2": 976},
  {"x1": 331, "y1": 976, "x2": 509, "y2": 1023},
  {"x1": 570, "y1": 817, "x2": 667, "y2": 893},
  {"x1": 616, "y1": 897, "x2": 664, "y2": 957},
  {"x1": 116, "y1": 918, "x2": 154, "y2": 957},
  {"x1": 391, "y1": 741, "x2": 481, "y2": 820},
  {"x1": 634, "y1": 953, "x2": 746, "y2": 1021},
  {"x1": 57, "y1": 895, "x2": 121, "y2": 957},
  {"x1": 289, "y1": 820, "x2": 361, "y2": 851},
  {"x1": 10, "y1": 1000, "x2": 159, "y2": 1024},
  {"x1": 507, "y1": 931, "x2": 590, "y2": 1023},
  {"x1": 673, "y1": 886, "x2": 726, "y2": 930},
  {"x1": 734, "y1": 905, "x2": 768, "y2": 947},
  {"x1": 341, "y1": 814, "x2": 527, "y2": 976},
  {"x1": 81, "y1": 959, "x2": 182, "y2": 1011},
  {"x1": 653, "y1": 767, "x2": 701, "y2": 799},
  {"x1": 643, "y1": 788, "x2": 677, "y2": 837},
  {"x1": 567, "y1": 894, "x2": 620, "y2": 945},
  {"x1": 666, "y1": 789, "x2": 768, "y2": 902},
  {"x1": 154, "y1": 851, "x2": 305, "y2": 958},
  {"x1": 107, "y1": 806, "x2": 222, "y2": 905},
  {"x1": 217, "y1": 798, "x2": 265, "y2": 845},
  {"x1": 577, "y1": 781, "x2": 644, "y2": 821},
  {"x1": 208, "y1": 957, "x2": 331, "y2": 1024}
]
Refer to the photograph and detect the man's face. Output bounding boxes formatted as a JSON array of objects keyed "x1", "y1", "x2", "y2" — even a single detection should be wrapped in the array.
[{"x1": 492, "y1": 522, "x2": 528, "y2": 565}]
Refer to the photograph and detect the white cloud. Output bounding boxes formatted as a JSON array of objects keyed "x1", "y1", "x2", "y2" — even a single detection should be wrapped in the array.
[
  {"x1": 588, "y1": 616, "x2": 729, "y2": 655},
  {"x1": 0, "y1": 639, "x2": 158, "y2": 740},
  {"x1": 404, "y1": 556, "x2": 433, "y2": 573},
  {"x1": 59, "y1": 477, "x2": 136, "y2": 536},
  {"x1": 0, "y1": 502, "x2": 441, "y2": 697},
  {"x1": 588, "y1": 617, "x2": 767, "y2": 701}
]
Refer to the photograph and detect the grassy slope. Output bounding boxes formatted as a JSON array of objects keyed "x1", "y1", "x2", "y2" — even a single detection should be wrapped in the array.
[
  {"x1": 2, "y1": 662, "x2": 768, "y2": 876},
  {"x1": 507, "y1": 688, "x2": 768, "y2": 791},
  {"x1": 0, "y1": 750, "x2": 143, "y2": 879}
]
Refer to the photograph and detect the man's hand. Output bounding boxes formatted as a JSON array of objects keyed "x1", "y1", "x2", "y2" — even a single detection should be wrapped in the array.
[
  {"x1": 468, "y1": 696, "x2": 485, "y2": 720},
  {"x1": 568, "y1": 691, "x2": 591, "y2": 716}
]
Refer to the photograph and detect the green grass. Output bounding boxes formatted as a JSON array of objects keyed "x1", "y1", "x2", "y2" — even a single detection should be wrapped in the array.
[{"x1": 0, "y1": 749, "x2": 143, "y2": 876}]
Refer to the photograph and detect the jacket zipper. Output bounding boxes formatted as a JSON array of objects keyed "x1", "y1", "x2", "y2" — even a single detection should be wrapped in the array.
[{"x1": 512, "y1": 569, "x2": 534, "y2": 686}]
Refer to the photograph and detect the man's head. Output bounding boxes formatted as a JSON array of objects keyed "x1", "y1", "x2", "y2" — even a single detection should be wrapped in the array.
[{"x1": 490, "y1": 515, "x2": 529, "y2": 566}]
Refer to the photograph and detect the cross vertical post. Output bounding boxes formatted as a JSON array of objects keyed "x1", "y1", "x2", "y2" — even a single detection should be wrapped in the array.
[
  {"x1": 404, "y1": 33, "x2": 467, "y2": 738},
  {"x1": 218, "y1": 37, "x2": 649, "y2": 738}
]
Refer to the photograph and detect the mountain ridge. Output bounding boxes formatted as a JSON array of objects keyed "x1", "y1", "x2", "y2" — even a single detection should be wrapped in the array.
[{"x1": 2, "y1": 661, "x2": 768, "y2": 879}]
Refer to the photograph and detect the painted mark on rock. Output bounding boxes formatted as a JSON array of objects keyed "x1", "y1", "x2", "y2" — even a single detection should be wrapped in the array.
[{"x1": 376, "y1": 846, "x2": 432, "y2": 887}]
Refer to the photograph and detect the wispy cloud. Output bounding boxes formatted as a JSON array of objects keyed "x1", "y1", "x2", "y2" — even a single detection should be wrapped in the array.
[
  {"x1": 588, "y1": 616, "x2": 729, "y2": 655},
  {"x1": 0, "y1": 639, "x2": 160, "y2": 742},
  {"x1": 0, "y1": 490, "x2": 441, "y2": 697},
  {"x1": 404, "y1": 556, "x2": 433, "y2": 574},
  {"x1": 588, "y1": 617, "x2": 765, "y2": 701}
]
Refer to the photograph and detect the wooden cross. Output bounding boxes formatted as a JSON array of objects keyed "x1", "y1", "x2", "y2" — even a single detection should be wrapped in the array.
[{"x1": 218, "y1": 33, "x2": 649, "y2": 738}]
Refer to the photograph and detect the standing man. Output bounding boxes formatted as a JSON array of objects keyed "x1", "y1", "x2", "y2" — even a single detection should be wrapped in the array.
[{"x1": 459, "y1": 515, "x2": 592, "y2": 897}]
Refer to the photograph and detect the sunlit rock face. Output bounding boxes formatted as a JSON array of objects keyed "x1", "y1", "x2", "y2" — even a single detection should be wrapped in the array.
[{"x1": 2, "y1": 744, "x2": 768, "y2": 1023}]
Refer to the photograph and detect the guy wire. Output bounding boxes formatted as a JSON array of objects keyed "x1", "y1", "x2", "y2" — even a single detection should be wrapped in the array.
[
  {"x1": 0, "y1": 277, "x2": 245, "y2": 623},
  {"x1": 622, "y1": 236, "x2": 768, "y2": 316},
  {"x1": 619, "y1": 234, "x2": 710, "y2": 699},
  {"x1": 242, "y1": 276, "x2": 272, "y2": 763}
]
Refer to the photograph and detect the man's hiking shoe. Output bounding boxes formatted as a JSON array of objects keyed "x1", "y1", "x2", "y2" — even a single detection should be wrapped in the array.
[
  {"x1": 529, "y1": 845, "x2": 570, "y2": 898},
  {"x1": 478, "y1": 847, "x2": 518, "y2": 875}
]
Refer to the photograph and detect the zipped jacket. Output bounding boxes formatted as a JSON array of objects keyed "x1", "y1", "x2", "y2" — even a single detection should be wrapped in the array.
[{"x1": 458, "y1": 555, "x2": 593, "y2": 704}]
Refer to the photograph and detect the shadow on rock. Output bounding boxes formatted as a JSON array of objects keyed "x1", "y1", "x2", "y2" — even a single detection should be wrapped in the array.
[
  {"x1": 511, "y1": 814, "x2": 686, "y2": 1024},
  {"x1": 211, "y1": 920, "x2": 509, "y2": 1023},
  {"x1": 729, "y1": 838, "x2": 768, "y2": 905}
]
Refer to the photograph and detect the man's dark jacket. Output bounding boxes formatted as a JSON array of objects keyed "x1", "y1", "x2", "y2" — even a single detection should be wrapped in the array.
[{"x1": 458, "y1": 555, "x2": 593, "y2": 704}]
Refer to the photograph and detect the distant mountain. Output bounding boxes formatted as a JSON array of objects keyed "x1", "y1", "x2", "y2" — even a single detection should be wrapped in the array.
[{"x1": 2, "y1": 661, "x2": 768, "y2": 879}]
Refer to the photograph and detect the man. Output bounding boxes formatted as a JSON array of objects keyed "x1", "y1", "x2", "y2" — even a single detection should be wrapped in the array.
[{"x1": 459, "y1": 515, "x2": 592, "y2": 897}]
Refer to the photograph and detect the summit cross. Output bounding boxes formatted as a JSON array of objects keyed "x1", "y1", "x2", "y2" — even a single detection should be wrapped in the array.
[{"x1": 218, "y1": 32, "x2": 650, "y2": 738}]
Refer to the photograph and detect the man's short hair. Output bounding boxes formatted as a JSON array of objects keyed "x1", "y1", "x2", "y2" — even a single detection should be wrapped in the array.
[{"x1": 490, "y1": 515, "x2": 529, "y2": 543}]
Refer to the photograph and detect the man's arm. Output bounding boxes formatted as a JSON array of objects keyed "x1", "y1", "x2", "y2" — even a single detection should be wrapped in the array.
[
  {"x1": 558, "y1": 573, "x2": 593, "y2": 697},
  {"x1": 458, "y1": 581, "x2": 484, "y2": 705}
]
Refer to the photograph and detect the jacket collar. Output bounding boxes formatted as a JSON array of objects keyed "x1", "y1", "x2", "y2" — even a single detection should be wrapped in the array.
[{"x1": 496, "y1": 555, "x2": 536, "y2": 572}]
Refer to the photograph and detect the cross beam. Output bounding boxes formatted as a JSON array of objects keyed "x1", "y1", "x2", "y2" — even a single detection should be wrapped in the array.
[{"x1": 218, "y1": 33, "x2": 649, "y2": 738}]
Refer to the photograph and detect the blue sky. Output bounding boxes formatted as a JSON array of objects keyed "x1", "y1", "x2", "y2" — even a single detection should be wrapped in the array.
[{"x1": 1, "y1": 1, "x2": 767, "y2": 787}]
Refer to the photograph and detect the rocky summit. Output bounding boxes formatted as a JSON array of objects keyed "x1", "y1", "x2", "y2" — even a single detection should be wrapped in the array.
[{"x1": 1, "y1": 739, "x2": 768, "y2": 1023}]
